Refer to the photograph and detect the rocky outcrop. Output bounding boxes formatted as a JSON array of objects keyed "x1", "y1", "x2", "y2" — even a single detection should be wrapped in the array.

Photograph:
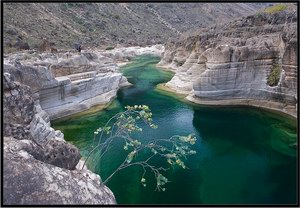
[
  {"x1": 3, "y1": 72, "x2": 116, "y2": 205},
  {"x1": 4, "y1": 51, "x2": 126, "y2": 119},
  {"x1": 3, "y1": 72, "x2": 34, "y2": 140},
  {"x1": 38, "y1": 38, "x2": 57, "y2": 53},
  {"x1": 158, "y1": 9, "x2": 297, "y2": 117}
]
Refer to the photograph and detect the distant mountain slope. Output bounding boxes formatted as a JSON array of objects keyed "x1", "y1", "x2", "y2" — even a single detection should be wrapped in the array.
[{"x1": 3, "y1": 3, "x2": 270, "y2": 52}]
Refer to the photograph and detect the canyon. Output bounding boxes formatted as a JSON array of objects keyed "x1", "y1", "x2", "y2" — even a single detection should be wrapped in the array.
[{"x1": 2, "y1": 2, "x2": 298, "y2": 206}]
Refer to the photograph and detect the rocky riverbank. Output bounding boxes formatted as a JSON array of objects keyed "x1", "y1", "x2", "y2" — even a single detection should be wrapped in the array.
[
  {"x1": 158, "y1": 8, "x2": 297, "y2": 118},
  {"x1": 3, "y1": 45, "x2": 164, "y2": 205}
]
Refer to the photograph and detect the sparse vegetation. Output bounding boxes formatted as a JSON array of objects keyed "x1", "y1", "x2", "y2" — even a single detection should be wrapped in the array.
[
  {"x1": 4, "y1": 47, "x2": 18, "y2": 54},
  {"x1": 267, "y1": 64, "x2": 281, "y2": 86},
  {"x1": 264, "y1": 4, "x2": 287, "y2": 14},
  {"x1": 3, "y1": 3, "x2": 270, "y2": 52}
]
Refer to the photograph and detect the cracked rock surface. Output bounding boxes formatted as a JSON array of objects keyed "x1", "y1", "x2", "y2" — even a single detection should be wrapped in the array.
[{"x1": 3, "y1": 137, "x2": 116, "y2": 205}]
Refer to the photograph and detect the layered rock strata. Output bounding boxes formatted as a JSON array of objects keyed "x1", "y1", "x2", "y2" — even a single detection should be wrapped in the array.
[
  {"x1": 3, "y1": 72, "x2": 116, "y2": 205},
  {"x1": 4, "y1": 45, "x2": 164, "y2": 119},
  {"x1": 158, "y1": 10, "x2": 297, "y2": 117},
  {"x1": 4, "y1": 52, "x2": 126, "y2": 119}
]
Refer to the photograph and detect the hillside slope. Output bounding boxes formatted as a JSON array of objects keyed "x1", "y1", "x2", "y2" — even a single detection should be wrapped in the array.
[{"x1": 3, "y1": 3, "x2": 269, "y2": 52}]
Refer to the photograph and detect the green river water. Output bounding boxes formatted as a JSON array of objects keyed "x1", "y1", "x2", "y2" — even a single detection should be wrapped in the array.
[{"x1": 52, "y1": 55, "x2": 297, "y2": 205}]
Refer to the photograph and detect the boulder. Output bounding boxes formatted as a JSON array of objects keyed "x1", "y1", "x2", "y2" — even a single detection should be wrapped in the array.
[{"x1": 3, "y1": 137, "x2": 116, "y2": 205}]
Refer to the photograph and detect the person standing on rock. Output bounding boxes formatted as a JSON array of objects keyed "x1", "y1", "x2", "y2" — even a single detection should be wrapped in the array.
[{"x1": 74, "y1": 43, "x2": 82, "y2": 54}]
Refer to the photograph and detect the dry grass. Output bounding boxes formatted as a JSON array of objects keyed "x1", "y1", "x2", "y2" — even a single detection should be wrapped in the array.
[{"x1": 264, "y1": 4, "x2": 287, "y2": 14}]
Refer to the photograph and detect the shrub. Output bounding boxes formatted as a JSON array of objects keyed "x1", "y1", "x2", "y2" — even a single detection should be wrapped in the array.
[
  {"x1": 267, "y1": 64, "x2": 281, "y2": 86},
  {"x1": 114, "y1": 15, "x2": 121, "y2": 19}
]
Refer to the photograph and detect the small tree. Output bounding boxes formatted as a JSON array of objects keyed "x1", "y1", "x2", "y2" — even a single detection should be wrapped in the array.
[{"x1": 83, "y1": 105, "x2": 197, "y2": 191}]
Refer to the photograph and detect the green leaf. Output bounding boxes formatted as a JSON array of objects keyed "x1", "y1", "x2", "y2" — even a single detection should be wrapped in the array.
[{"x1": 126, "y1": 150, "x2": 136, "y2": 163}]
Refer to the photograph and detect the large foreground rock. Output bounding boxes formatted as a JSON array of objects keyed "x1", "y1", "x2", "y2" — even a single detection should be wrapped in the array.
[{"x1": 3, "y1": 137, "x2": 116, "y2": 205}]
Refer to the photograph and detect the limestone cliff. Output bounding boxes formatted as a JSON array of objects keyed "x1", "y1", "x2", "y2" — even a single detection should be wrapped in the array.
[
  {"x1": 3, "y1": 72, "x2": 116, "y2": 205},
  {"x1": 158, "y1": 8, "x2": 297, "y2": 117},
  {"x1": 4, "y1": 51, "x2": 128, "y2": 119},
  {"x1": 4, "y1": 45, "x2": 164, "y2": 119}
]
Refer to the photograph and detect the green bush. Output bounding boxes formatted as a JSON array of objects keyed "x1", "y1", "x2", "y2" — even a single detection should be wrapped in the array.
[
  {"x1": 267, "y1": 64, "x2": 281, "y2": 86},
  {"x1": 264, "y1": 4, "x2": 287, "y2": 14},
  {"x1": 26, "y1": 37, "x2": 40, "y2": 49},
  {"x1": 114, "y1": 15, "x2": 121, "y2": 19},
  {"x1": 105, "y1": 46, "x2": 115, "y2": 50}
]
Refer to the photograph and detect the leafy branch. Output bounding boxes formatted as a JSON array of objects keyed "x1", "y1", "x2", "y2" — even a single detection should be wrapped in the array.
[{"x1": 83, "y1": 105, "x2": 197, "y2": 191}]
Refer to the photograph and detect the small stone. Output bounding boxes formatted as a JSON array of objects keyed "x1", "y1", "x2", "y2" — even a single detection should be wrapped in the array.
[{"x1": 11, "y1": 89, "x2": 19, "y2": 96}]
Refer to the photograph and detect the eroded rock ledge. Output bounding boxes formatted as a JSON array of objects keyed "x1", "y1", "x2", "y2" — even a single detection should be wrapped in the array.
[{"x1": 158, "y1": 9, "x2": 297, "y2": 117}]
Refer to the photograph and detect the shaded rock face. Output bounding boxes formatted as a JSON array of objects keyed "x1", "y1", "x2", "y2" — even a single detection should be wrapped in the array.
[
  {"x1": 159, "y1": 9, "x2": 297, "y2": 117},
  {"x1": 3, "y1": 74, "x2": 116, "y2": 205},
  {"x1": 3, "y1": 72, "x2": 34, "y2": 140},
  {"x1": 3, "y1": 72, "x2": 81, "y2": 169}
]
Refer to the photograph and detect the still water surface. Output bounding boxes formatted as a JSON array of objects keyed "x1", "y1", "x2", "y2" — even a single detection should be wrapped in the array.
[{"x1": 53, "y1": 55, "x2": 297, "y2": 205}]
